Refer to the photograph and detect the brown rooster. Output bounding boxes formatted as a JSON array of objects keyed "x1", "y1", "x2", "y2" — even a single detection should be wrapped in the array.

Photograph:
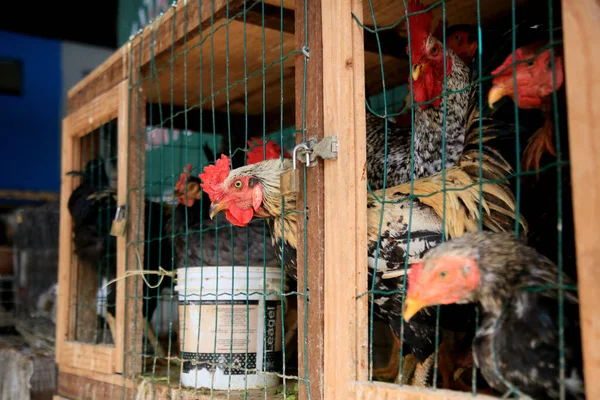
[
  {"x1": 488, "y1": 41, "x2": 565, "y2": 173},
  {"x1": 403, "y1": 231, "x2": 584, "y2": 399}
]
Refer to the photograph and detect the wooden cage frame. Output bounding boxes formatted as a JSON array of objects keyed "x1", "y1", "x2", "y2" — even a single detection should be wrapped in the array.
[{"x1": 55, "y1": 0, "x2": 600, "y2": 399}]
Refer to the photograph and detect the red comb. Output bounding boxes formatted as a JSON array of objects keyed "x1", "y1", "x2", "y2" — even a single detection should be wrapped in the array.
[
  {"x1": 246, "y1": 137, "x2": 292, "y2": 164},
  {"x1": 199, "y1": 154, "x2": 231, "y2": 202},
  {"x1": 405, "y1": 0, "x2": 433, "y2": 61},
  {"x1": 175, "y1": 163, "x2": 193, "y2": 192}
]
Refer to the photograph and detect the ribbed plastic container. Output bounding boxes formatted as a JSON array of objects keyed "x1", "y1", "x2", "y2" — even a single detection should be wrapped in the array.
[{"x1": 175, "y1": 266, "x2": 282, "y2": 390}]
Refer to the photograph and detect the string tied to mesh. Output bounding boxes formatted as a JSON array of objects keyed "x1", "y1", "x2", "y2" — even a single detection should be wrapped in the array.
[{"x1": 101, "y1": 247, "x2": 177, "y2": 291}]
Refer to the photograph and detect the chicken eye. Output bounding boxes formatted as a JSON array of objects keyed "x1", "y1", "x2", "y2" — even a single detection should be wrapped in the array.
[
  {"x1": 454, "y1": 34, "x2": 461, "y2": 42},
  {"x1": 234, "y1": 180, "x2": 243, "y2": 189},
  {"x1": 526, "y1": 59, "x2": 535, "y2": 67},
  {"x1": 431, "y1": 45, "x2": 439, "y2": 56},
  {"x1": 438, "y1": 270, "x2": 448, "y2": 279}
]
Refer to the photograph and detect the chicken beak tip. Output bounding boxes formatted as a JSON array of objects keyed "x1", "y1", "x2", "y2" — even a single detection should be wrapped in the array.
[
  {"x1": 402, "y1": 297, "x2": 424, "y2": 322},
  {"x1": 488, "y1": 86, "x2": 508, "y2": 108},
  {"x1": 411, "y1": 63, "x2": 422, "y2": 82},
  {"x1": 208, "y1": 203, "x2": 222, "y2": 219}
]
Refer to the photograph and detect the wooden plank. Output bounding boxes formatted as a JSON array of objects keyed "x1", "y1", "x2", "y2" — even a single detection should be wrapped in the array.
[
  {"x1": 125, "y1": 58, "x2": 147, "y2": 379},
  {"x1": 68, "y1": 137, "x2": 81, "y2": 342},
  {"x1": 139, "y1": 382, "x2": 284, "y2": 399},
  {"x1": 56, "y1": 124, "x2": 75, "y2": 364},
  {"x1": 236, "y1": 3, "x2": 406, "y2": 60},
  {"x1": 64, "y1": 83, "x2": 121, "y2": 138},
  {"x1": 353, "y1": 382, "x2": 498, "y2": 400},
  {"x1": 137, "y1": 0, "x2": 245, "y2": 68},
  {"x1": 59, "y1": 364, "x2": 135, "y2": 389},
  {"x1": 294, "y1": 0, "x2": 325, "y2": 398},
  {"x1": 0, "y1": 190, "x2": 59, "y2": 202},
  {"x1": 58, "y1": 371, "x2": 134, "y2": 400},
  {"x1": 321, "y1": 0, "x2": 368, "y2": 397},
  {"x1": 115, "y1": 80, "x2": 130, "y2": 374},
  {"x1": 60, "y1": 342, "x2": 115, "y2": 375},
  {"x1": 561, "y1": 1, "x2": 600, "y2": 399},
  {"x1": 67, "y1": 47, "x2": 128, "y2": 115}
]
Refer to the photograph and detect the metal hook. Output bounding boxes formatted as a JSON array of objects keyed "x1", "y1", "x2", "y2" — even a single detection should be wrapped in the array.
[{"x1": 292, "y1": 143, "x2": 311, "y2": 170}]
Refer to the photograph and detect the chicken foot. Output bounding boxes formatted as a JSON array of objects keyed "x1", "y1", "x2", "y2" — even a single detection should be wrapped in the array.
[{"x1": 410, "y1": 352, "x2": 435, "y2": 387}]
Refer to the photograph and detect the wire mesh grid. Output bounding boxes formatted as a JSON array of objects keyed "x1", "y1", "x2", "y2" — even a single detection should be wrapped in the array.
[
  {"x1": 68, "y1": 122, "x2": 120, "y2": 346},
  {"x1": 123, "y1": 0, "x2": 305, "y2": 398},
  {"x1": 59, "y1": 0, "x2": 584, "y2": 398},
  {"x1": 354, "y1": 0, "x2": 580, "y2": 398}
]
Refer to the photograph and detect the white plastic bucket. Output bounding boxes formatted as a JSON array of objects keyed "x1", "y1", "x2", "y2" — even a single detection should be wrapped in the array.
[{"x1": 175, "y1": 266, "x2": 283, "y2": 390}]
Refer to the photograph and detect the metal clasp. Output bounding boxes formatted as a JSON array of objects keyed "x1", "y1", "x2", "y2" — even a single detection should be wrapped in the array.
[{"x1": 292, "y1": 136, "x2": 338, "y2": 168}]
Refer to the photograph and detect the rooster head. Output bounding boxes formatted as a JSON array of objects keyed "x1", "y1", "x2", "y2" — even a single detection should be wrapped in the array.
[
  {"x1": 200, "y1": 154, "x2": 289, "y2": 227},
  {"x1": 174, "y1": 163, "x2": 202, "y2": 207},
  {"x1": 405, "y1": 0, "x2": 454, "y2": 110},
  {"x1": 246, "y1": 137, "x2": 291, "y2": 165},
  {"x1": 488, "y1": 42, "x2": 564, "y2": 110},
  {"x1": 403, "y1": 251, "x2": 481, "y2": 322}
]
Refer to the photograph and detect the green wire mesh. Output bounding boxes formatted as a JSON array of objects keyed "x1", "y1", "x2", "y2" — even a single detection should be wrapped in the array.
[
  {"x1": 65, "y1": 0, "x2": 578, "y2": 399},
  {"x1": 123, "y1": 1, "x2": 304, "y2": 398},
  {"x1": 72, "y1": 122, "x2": 119, "y2": 346}
]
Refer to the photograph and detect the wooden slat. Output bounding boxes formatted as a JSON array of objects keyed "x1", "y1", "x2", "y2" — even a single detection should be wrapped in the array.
[
  {"x1": 60, "y1": 342, "x2": 115, "y2": 375},
  {"x1": 115, "y1": 80, "x2": 130, "y2": 374},
  {"x1": 0, "y1": 190, "x2": 59, "y2": 202},
  {"x1": 67, "y1": 47, "x2": 128, "y2": 115},
  {"x1": 56, "y1": 124, "x2": 75, "y2": 363},
  {"x1": 137, "y1": 0, "x2": 245, "y2": 68},
  {"x1": 236, "y1": 3, "x2": 406, "y2": 59},
  {"x1": 141, "y1": 383, "x2": 284, "y2": 399},
  {"x1": 321, "y1": 0, "x2": 368, "y2": 398},
  {"x1": 353, "y1": 382, "x2": 498, "y2": 400},
  {"x1": 125, "y1": 58, "x2": 147, "y2": 379},
  {"x1": 561, "y1": 0, "x2": 600, "y2": 399},
  {"x1": 64, "y1": 84, "x2": 121, "y2": 138},
  {"x1": 294, "y1": 0, "x2": 325, "y2": 398},
  {"x1": 58, "y1": 371, "x2": 135, "y2": 400},
  {"x1": 59, "y1": 365, "x2": 135, "y2": 389}
]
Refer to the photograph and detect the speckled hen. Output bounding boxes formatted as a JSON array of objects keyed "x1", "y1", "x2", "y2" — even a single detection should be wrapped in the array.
[{"x1": 403, "y1": 231, "x2": 584, "y2": 399}]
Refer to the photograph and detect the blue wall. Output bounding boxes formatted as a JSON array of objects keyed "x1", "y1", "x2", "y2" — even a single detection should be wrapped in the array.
[{"x1": 0, "y1": 31, "x2": 61, "y2": 193}]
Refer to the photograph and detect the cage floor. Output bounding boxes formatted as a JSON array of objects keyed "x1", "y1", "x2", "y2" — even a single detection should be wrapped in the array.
[{"x1": 136, "y1": 363, "x2": 295, "y2": 399}]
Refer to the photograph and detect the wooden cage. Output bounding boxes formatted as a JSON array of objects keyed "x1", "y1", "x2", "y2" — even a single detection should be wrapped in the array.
[{"x1": 55, "y1": 0, "x2": 600, "y2": 399}]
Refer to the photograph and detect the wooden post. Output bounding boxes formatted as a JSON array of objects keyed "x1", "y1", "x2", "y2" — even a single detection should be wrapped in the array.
[
  {"x1": 321, "y1": 0, "x2": 368, "y2": 398},
  {"x1": 115, "y1": 80, "x2": 130, "y2": 374},
  {"x1": 56, "y1": 126, "x2": 75, "y2": 359},
  {"x1": 294, "y1": 0, "x2": 325, "y2": 398},
  {"x1": 124, "y1": 39, "x2": 146, "y2": 378},
  {"x1": 561, "y1": 1, "x2": 600, "y2": 398}
]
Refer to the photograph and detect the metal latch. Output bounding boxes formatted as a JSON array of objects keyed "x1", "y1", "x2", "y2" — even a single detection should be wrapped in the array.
[{"x1": 294, "y1": 136, "x2": 338, "y2": 167}]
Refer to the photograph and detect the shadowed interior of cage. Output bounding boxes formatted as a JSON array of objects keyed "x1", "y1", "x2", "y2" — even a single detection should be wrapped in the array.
[
  {"x1": 358, "y1": 0, "x2": 578, "y2": 397},
  {"x1": 69, "y1": 122, "x2": 119, "y2": 346},
  {"x1": 123, "y1": 0, "x2": 304, "y2": 397}
]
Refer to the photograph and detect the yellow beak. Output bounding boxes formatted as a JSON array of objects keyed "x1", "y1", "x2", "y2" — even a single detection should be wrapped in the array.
[
  {"x1": 487, "y1": 86, "x2": 509, "y2": 109},
  {"x1": 208, "y1": 202, "x2": 226, "y2": 219},
  {"x1": 402, "y1": 297, "x2": 426, "y2": 322},
  {"x1": 412, "y1": 63, "x2": 424, "y2": 82}
]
